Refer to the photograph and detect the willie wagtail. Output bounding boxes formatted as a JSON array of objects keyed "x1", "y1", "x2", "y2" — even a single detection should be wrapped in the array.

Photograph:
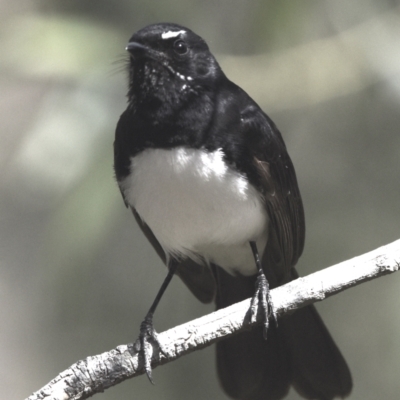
[{"x1": 114, "y1": 23, "x2": 352, "y2": 400}]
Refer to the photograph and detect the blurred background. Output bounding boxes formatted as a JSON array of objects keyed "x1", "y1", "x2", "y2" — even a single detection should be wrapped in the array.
[{"x1": 1, "y1": 1, "x2": 400, "y2": 399}]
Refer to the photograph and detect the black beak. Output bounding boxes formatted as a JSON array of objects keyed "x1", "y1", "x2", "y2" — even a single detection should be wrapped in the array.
[{"x1": 126, "y1": 42, "x2": 148, "y2": 57}]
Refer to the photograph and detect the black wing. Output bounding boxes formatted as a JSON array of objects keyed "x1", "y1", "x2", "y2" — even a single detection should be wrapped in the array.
[
  {"x1": 202, "y1": 81, "x2": 304, "y2": 281},
  {"x1": 241, "y1": 102, "x2": 305, "y2": 283}
]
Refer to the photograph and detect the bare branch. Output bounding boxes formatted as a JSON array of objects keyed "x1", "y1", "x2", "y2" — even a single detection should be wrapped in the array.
[{"x1": 26, "y1": 239, "x2": 400, "y2": 400}]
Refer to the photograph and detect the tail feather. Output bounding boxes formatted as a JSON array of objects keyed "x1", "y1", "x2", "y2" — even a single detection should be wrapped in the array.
[
  {"x1": 213, "y1": 266, "x2": 352, "y2": 400},
  {"x1": 217, "y1": 325, "x2": 291, "y2": 400},
  {"x1": 281, "y1": 305, "x2": 352, "y2": 400}
]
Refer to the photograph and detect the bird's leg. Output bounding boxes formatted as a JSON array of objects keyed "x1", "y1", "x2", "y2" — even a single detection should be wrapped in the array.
[
  {"x1": 134, "y1": 259, "x2": 178, "y2": 383},
  {"x1": 249, "y1": 241, "x2": 276, "y2": 339}
]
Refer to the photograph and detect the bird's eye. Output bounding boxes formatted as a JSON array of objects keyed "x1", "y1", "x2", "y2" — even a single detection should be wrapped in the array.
[{"x1": 173, "y1": 40, "x2": 188, "y2": 55}]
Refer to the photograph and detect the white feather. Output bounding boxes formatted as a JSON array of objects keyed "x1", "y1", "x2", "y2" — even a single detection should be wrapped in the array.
[
  {"x1": 161, "y1": 30, "x2": 186, "y2": 39},
  {"x1": 120, "y1": 147, "x2": 268, "y2": 275}
]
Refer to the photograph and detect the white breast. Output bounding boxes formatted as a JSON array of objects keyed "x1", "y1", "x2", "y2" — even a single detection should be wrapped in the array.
[{"x1": 120, "y1": 147, "x2": 268, "y2": 275}]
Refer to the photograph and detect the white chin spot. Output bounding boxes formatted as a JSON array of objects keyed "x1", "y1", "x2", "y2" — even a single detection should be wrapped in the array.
[{"x1": 161, "y1": 30, "x2": 186, "y2": 39}]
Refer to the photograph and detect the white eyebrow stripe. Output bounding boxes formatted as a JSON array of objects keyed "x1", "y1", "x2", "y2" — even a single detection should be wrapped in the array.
[{"x1": 161, "y1": 30, "x2": 186, "y2": 39}]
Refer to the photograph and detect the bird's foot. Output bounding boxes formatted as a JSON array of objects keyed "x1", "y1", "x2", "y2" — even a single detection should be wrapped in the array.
[
  {"x1": 134, "y1": 313, "x2": 166, "y2": 383},
  {"x1": 249, "y1": 270, "x2": 277, "y2": 338}
]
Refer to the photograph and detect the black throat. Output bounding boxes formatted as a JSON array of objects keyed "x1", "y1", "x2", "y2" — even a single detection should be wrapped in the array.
[{"x1": 125, "y1": 58, "x2": 219, "y2": 151}]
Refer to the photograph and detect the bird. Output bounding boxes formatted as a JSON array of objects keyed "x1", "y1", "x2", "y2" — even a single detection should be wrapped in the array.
[{"x1": 114, "y1": 22, "x2": 352, "y2": 400}]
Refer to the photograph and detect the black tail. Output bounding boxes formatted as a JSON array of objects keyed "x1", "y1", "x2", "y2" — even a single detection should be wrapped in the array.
[{"x1": 214, "y1": 267, "x2": 352, "y2": 400}]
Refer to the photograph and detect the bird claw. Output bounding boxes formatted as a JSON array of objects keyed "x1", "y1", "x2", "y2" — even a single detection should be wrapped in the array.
[
  {"x1": 134, "y1": 313, "x2": 166, "y2": 383},
  {"x1": 250, "y1": 270, "x2": 276, "y2": 339}
]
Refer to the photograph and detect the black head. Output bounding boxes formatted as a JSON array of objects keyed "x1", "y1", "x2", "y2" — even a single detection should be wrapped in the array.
[{"x1": 126, "y1": 23, "x2": 223, "y2": 108}]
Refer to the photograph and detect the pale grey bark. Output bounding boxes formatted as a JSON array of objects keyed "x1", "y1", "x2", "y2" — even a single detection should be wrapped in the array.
[{"x1": 26, "y1": 239, "x2": 400, "y2": 400}]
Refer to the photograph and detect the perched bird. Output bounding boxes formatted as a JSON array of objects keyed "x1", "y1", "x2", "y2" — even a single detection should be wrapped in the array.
[{"x1": 114, "y1": 22, "x2": 352, "y2": 400}]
